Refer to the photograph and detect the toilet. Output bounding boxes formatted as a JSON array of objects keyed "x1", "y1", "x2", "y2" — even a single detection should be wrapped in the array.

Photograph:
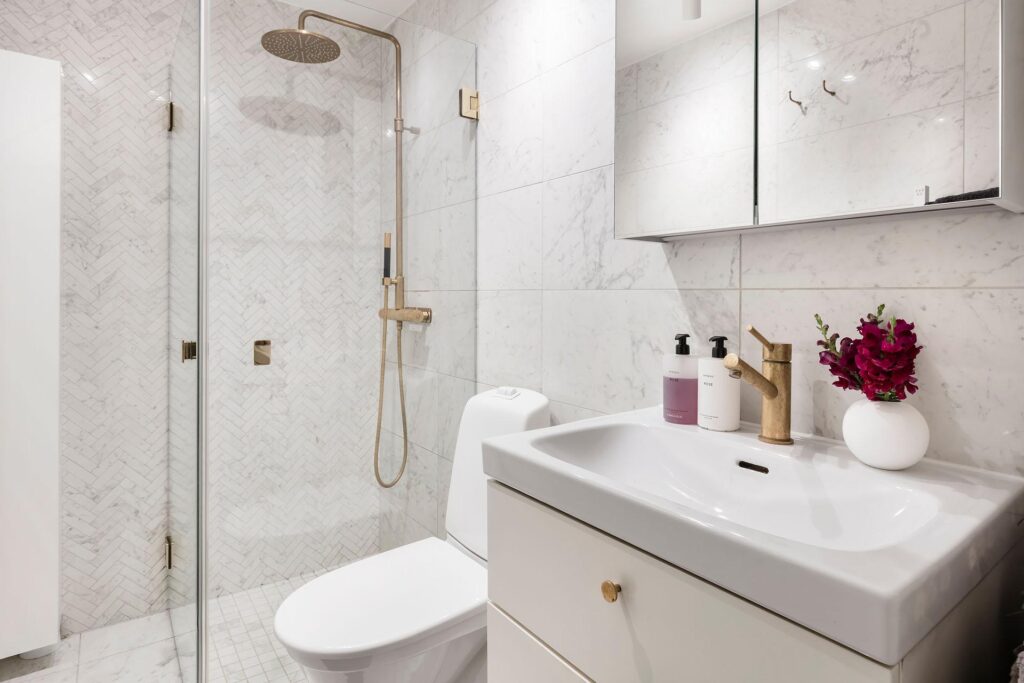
[{"x1": 274, "y1": 387, "x2": 550, "y2": 683}]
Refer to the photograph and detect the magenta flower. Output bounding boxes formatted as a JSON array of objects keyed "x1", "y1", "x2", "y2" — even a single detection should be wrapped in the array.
[{"x1": 815, "y1": 305, "x2": 922, "y2": 402}]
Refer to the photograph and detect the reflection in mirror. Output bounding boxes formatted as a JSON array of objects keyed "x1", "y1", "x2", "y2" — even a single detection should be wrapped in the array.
[
  {"x1": 758, "y1": 0, "x2": 1001, "y2": 224},
  {"x1": 614, "y1": 0, "x2": 758, "y2": 237}
]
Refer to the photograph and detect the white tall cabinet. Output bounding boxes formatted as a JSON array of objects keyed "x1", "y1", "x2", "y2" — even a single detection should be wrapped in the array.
[{"x1": 0, "y1": 48, "x2": 62, "y2": 658}]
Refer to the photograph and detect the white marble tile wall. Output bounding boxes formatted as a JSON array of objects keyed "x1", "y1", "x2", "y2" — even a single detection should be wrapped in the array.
[
  {"x1": 205, "y1": 0, "x2": 385, "y2": 597},
  {"x1": 378, "y1": 14, "x2": 478, "y2": 550},
  {"x1": 0, "y1": 0, "x2": 192, "y2": 634},
  {"x1": 417, "y1": 0, "x2": 1024, "y2": 479}
]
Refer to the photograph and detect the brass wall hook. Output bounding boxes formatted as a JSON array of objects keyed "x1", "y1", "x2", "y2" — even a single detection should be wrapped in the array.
[
  {"x1": 822, "y1": 80, "x2": 837, "y2": 96},
  {"x1": 787, "y1": 90, "x2": 804, "y2": 109}
]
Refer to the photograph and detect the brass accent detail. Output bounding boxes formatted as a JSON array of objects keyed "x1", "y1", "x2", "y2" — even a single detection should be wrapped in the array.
[
  {"x1": 181, "y1": 340, "x2": 197, "y2": 362},
  {"x1": 460, "y1": 87, "x2": 480, "y2": 120},
  {"x1": 166, "y1": 101, "x2": 175, "y2": 132},
  {"x1": 378, "y1": 304, "x2": 432, "y2": 324},
  {"x1": 165, "y1": 535, "x2": 173, "y2": 570},
  {"x1": 724, "y1": 325, "x2": 794, "y2": 445},
  {"x1": 601, "y1": 580, "x2": 622, "y2": 603},
  {"x1": 254, "y1": 339, "x2": 272, "y2": 365}
]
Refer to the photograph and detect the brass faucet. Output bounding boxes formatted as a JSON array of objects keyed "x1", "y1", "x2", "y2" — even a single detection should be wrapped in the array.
[{"x1": 723, "y1": 325, "x2": 793, "y2": 445}]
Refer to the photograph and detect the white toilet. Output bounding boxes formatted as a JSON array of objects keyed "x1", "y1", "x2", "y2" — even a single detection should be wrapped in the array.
[{"x1": 274, "y1": 387, "x2": 550, "y2": 683}]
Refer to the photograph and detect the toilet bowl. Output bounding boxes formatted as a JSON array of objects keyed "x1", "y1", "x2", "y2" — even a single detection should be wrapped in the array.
[{"x1": 275, "y1": 387, "x2": 549, "y2": 683}]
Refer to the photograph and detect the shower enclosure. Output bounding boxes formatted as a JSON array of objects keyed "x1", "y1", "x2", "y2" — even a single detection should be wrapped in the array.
[{"x1": 0, "y1": 0, "x2": 475, "y2": 680}]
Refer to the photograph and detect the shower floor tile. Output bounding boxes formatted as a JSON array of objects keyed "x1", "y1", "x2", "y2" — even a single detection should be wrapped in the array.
[{"x1": 0, "y1": 574, "x2": 319, "y2": 683}]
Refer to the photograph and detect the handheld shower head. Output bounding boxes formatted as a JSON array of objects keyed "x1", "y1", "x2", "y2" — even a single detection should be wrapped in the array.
[{"x1": 260, "y1": 28, "x2": 340, "y2": 64}]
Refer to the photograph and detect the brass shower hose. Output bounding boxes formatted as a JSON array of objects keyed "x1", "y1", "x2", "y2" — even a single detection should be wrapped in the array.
[{"x1": 372, "y1": 284, "x2": 409, "y2": 488}]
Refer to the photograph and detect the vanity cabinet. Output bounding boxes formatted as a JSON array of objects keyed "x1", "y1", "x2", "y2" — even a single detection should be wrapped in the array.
[{"x1": 486, "y1": 481, "x2": 1020, "y2": 682}]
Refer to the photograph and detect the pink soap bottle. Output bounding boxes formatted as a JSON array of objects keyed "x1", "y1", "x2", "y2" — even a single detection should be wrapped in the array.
[{"x1": 663, "y1": 333, "x2": 699, "y2": 425}]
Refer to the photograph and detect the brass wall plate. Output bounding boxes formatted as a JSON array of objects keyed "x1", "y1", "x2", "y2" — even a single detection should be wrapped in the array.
[
  {"x1": 459, "y1": 87, "x2": 479, "y2": 120},
  {"x1": 254, "y1": 340, "x2": 271, "y2": 365},
  {"x1": 181, "y1": 340, "x2": 197, "y2": 362}
]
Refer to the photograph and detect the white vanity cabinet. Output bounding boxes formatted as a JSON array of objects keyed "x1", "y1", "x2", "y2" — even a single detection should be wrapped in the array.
[{"x1": 486, "y1": 481, "x2": 1020, "y2": 682}]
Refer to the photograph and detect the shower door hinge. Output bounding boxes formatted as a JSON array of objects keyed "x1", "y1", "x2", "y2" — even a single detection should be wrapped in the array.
[
  {"x1": 166, "y1": 101, "x2": 175, "y2": 132},
  {"x1": 164, "y1": 535, "x2": 173, "y2": 570},
  {"x1": 181, "y1": 340, "x2": 197, "y2": 362},
  {"x1": 459, "y1": 88, "x2": 479, "y2": 120}
]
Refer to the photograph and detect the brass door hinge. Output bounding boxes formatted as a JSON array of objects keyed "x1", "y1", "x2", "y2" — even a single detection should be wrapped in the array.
[
  {"x1": 167, "y1": 101, "x2": 175, "y2": 132},
  {"x1": 181, "y1": 340, "x2": 197, "y2": 362},
  {"x1": 459, "y1": 88, "x2": 479, "y2": 120},
  {"x1": 165, "y1": 535, "x2": 173, "y2": 570}
]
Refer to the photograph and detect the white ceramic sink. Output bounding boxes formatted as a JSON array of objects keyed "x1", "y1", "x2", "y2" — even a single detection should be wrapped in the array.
[{"x1": 482, "y1": 407, "x2": 1024, "y2": 665}]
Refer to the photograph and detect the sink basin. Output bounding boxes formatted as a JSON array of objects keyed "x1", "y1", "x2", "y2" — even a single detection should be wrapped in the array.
[{"x1": 483, "y1": 407, "x2": 1024, "y2": 665}]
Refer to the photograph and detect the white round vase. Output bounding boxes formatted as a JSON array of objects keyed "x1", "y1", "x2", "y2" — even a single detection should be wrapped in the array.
[{"x1": 842, "y1": 399, "x2": 930, "y2": 470}]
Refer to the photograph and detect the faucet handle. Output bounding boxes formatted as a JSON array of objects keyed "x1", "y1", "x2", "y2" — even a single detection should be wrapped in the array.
[
  {"x1": 746, "y1": 325, "x2": 775, "y2": 352},
  {"x1": 745, "y1": 324, "x2": 793, "y2": 362}
]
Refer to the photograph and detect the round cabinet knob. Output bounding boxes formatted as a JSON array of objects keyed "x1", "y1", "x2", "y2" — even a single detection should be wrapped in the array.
[{"x1": 601, "y1": 580, "x2": 622, "y2": 603}]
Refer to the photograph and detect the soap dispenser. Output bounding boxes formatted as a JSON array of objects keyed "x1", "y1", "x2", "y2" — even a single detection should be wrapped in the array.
[
  {"x1": 663, "y1": 333, "x2": 698, "y2": 425},
  {"x1": 698, "y1": 336, "x2": 741, "y2": 432}
]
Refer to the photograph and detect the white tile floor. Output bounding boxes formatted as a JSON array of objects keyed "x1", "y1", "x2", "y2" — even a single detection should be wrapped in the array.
[{"x1": 0, "y1": 573, "x2": 321, "y2": 683}]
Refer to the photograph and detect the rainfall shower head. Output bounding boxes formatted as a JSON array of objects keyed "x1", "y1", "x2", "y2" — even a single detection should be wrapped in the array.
[{"x1": 260, "y1": 28, "x2": 340, "y2": 64}]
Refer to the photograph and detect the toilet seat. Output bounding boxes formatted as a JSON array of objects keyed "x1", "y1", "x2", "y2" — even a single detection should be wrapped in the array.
[{"x1": 274, "y1": 537, "x2": 487, "y2": 674}]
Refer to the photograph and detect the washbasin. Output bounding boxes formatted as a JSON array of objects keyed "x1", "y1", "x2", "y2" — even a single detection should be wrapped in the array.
[
  {"x1": 482, "y1": 407, "x2": 1024, "y2": 665},
  {"x1": 532, "y1": 423, "x2": 939, "y2": 552}
]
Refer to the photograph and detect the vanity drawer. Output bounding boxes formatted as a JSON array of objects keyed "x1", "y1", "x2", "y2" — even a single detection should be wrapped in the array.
[
  {"x1": 487, "y1": 482, "x2": 896, "y2": 683},
  {"x1": 487, "y1": 603, "x2": 591, "y2": 683}
]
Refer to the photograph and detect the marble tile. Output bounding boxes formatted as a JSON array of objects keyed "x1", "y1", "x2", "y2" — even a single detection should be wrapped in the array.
[
  {"x1": 772, "y1": 102, "x2": 963, "y2": 222},
  {"x1": 478, "y1": 80, "x2": 543, "y2": 197},
  {"x1": 477, "y1": 185, "x2": 543, "y2": 290},
  {"x1": 550, "y1": 400, "x2": 605, "y2": 426},
  {"x1": 438, "y1": 0, "x2": 499, "y2": 35},
  {"x1": 542, "y1": 290, "x2": 741, "y2": 414},
  {"x1": 636, "y1": 14, "x2": 756, "y2": 109},
  {"x1": 540, "y1": 0, "x2": 615, "y2": 71},
  {"x1": 379, "y1": 435, "x2": 439, "y2": 533},
  {"x1": 401, "y1": 34, "x2": 476, "y2": 135},
  {"x1": 738, "y1": 289, "x2": 1024, "y2": 476},
  {"x1": 476, "y1": 290, "x2": 543, "y2": 390},
  {"x1": 168, "y1": 603, "x2": 196, "y2": 637},
  {"x1": 615, "y1": 147, "x2": 755, "y2": 236},
  {"x1": 436, "y1": 374, "x2": 478, "y2": 459},
  {"x1": 388, "y1": 290, "x2": 476, "y2": 379},
  {"x1": 384, "y1": 363, "x2": 440, "y2": 454},
  {"x1": 616, "y1": 74, "x2": 753, "y2": 174},
  {"x1": 542, "y1": 41, "x2": 615, "y2": 181},
  {"x1": 0, "y1": 637, "x2": 78, "y2": 682},
  {"x1": 776, "y1": 0, "x2": 960, "y2": 65},
  {"x1": 964, "y1": 93, "x2": 999, "y2": 193},
  {"x1": 777, "y1": 6, "x2": 965, "y2": 143},
  {"x1": 742, "y1": 206, "x2": 1024, "y2": 289},
  {"x1": 4, "y1": 668, "x2": 77, "y2": 683},
  {"x1": 404, "y1": 117, "x2": 477, "y2": 216},
  {"x1": 79, "y1": 612, "x2": 173, "y2": 664},
  {"x1": 403, "y1": 200, "x2": 477, "y2": 292},
  {"x1": 965, "y1": 0, "x2": 1000, "y2": 98},
  {"x1": 758, "y1": 9, "x2": 780, "y2": 73},
  {"x1": 465, "y1": 0, "x2": 543, "y2": 98},
  {"x1": 544, "y1": 166, "x2": 740, "y2": 289},
  {"x1": 78, "y1": 638, "x2": 180, "y2": 683},
  {"x1": 615, "y1": 64, "x2": 639, "y2": 116}
]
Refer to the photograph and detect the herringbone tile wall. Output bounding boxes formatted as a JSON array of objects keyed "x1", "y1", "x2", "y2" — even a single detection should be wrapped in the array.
[
  {"x1": 205, "y1": 0, "x2": 386, "y2": 598},
  {"x1": 0, "y1": 0, "x2": 191, "y2": 635}
]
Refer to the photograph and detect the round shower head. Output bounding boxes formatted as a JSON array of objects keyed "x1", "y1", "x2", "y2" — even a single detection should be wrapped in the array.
[{"x1": 261, "y1": 28, "x2": 341, "y2": 64}]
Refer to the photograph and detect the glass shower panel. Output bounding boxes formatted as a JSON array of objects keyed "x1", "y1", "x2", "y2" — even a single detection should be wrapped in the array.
[
  {"x1": 202, "y1": 0, "x2": 476, "y2": 678},
  {"x1": 168, "y1": 1, "x2": 202, "y2": 681}
]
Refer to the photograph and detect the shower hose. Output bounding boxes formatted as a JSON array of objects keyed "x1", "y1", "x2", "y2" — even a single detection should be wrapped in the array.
[{"x1": 372, "y1": 284, "x2": 409, "y2": 488}]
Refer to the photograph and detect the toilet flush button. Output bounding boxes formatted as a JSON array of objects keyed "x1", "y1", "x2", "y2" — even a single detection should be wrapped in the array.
[{"x1": 495, "y1": 386, "x2": 520, "y2": 400}]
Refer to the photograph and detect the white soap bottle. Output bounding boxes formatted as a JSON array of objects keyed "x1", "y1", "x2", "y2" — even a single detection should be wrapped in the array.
[{"x1": 697, "y1": 336, "x2": 741, "y2": 431}]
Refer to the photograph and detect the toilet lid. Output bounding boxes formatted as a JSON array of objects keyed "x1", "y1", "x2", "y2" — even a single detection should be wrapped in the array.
[{"x1": 274, "y1": 537, "x2": 487, "y2": 664}]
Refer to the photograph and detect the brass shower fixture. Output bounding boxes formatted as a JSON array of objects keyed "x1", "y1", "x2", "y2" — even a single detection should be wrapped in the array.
[{"x1": 261, "y1": 10, "x2": 431, "y2": 489}]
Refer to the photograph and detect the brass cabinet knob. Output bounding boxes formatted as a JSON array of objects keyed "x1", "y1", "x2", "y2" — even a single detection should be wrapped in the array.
[{"x1": 601, "y1": 580, "x2": 622, "y2": 603}]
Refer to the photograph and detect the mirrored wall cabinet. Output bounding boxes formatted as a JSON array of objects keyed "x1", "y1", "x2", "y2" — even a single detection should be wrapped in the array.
[{"x1": 615, "y1": 0, "x2": 1024, "y2": 239}]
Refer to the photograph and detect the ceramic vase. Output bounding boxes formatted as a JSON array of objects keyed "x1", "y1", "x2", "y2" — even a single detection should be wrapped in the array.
[{"x1": 842, "y1": 399, "x2": 929, "y2": 470}]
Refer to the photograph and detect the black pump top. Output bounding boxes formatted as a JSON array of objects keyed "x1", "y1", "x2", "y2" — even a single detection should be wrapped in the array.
[
  {"x1": 674, "y1": 333, "x2": 691, "y2": 355},
  {"x1": 709, "y1": 335, "x2": 729, "y2": 358}
]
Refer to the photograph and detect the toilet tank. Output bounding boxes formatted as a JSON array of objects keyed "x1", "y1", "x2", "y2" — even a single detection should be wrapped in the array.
[{"x1": 445, "y1": 387, "x2": 549, "y2": 561}]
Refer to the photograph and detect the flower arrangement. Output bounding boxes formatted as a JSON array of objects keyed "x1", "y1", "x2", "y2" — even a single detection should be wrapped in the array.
[{"x1": 814, "y1": 304, "x2": 922, "y2": 402}]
